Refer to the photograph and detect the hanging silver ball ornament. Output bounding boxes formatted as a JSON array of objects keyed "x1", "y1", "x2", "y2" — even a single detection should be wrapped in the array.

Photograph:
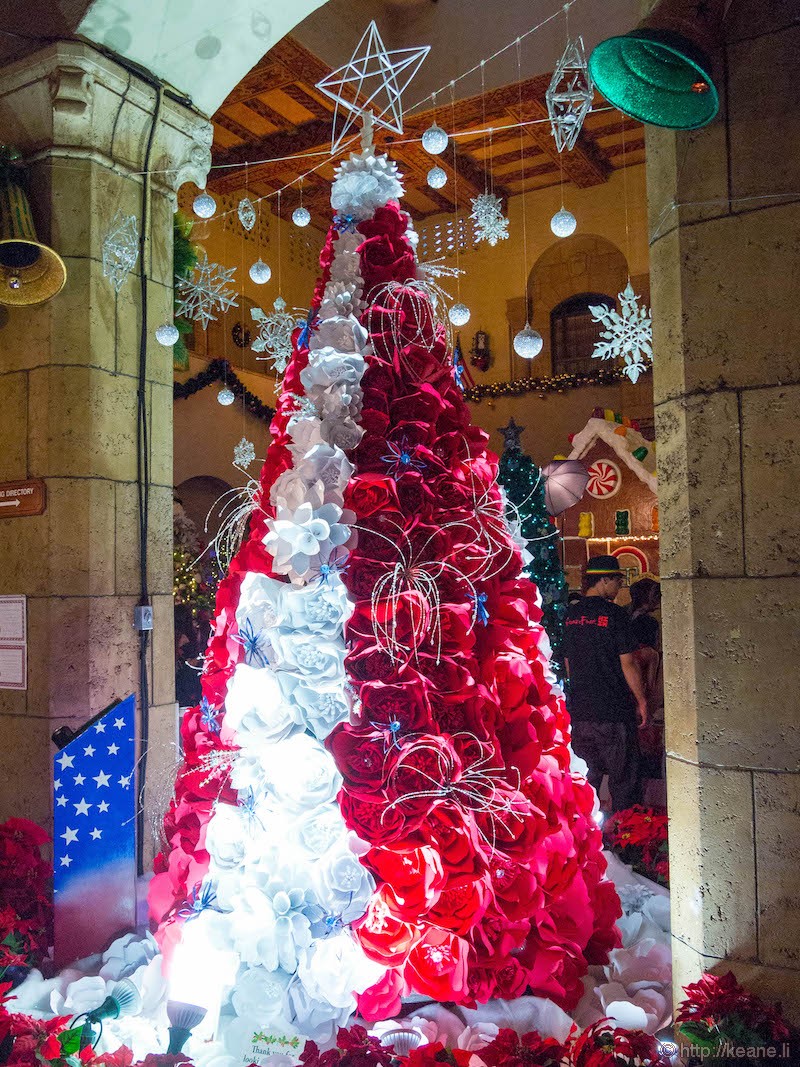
[
  {"x1": 448, "y1": 302, "x2": 471, "y2": 327},
  {"x1": 422, "y1": 122, "x2": 449, "y2": 155},
  {"x1": 249, "y1": 259, "x2": 272, "y2": 284},
  {"x1": 427, "y1": 166, "x2": 447, "y2": 190},
  {"x1": 292, "y1": 206, "x2": 311, "y2": 228},
  {"x1": 513, "y1": 323, "x2": 543, "y2": 359},
  {"x1": 193, "y1": 190, "x2": 216, "y2": 219},
  {"x1": 155, "y1": 322, "x2": 179, "y2": 347},
  {"x1": 217, "y1": 386, "x2": 235, "y2": 406},
  {"x1": 550, "y1": 208, "x2": 577, "y2": 238}
]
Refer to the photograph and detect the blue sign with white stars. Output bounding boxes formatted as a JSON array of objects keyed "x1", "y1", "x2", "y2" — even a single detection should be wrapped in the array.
[{"x1": 52, "y1": 694, "x2": 137, "y2": 966}]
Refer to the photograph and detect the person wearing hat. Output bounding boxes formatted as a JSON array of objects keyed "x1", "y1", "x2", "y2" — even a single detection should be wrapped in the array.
[{"x1": 563, "y1": 555, "x2": 648, "y2": 812}]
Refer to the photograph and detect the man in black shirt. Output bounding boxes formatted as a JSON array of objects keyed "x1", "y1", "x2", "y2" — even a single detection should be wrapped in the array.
[{"x1": 564, "y1": 555, "x2": 647, "y2": 812}]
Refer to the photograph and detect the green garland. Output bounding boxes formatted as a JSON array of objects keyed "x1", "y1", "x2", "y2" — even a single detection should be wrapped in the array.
[
  {"x1": 173, "y1": 358, "x2": 276, "y2": 422},
  {"x1": 464, "y1": 362, "x2": 650, "y2": 403}
]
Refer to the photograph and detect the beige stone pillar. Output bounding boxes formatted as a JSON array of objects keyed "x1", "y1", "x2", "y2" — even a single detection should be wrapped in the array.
[
  {"x1": 647, "y1": 6, "x2": 800, "y2": 1018},
  {"x1": 0, "y1": 42, "x2": 212, "y2": 864}
]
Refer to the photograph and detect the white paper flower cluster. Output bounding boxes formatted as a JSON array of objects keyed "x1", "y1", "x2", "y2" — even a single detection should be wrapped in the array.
[{"x1": 196, "y1": 159, "x2": 396, "y2": 1047}]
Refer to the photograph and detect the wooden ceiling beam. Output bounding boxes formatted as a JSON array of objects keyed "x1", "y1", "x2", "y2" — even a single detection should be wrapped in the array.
[
  {"x1": 505, "y1": 98, "x2": 612, "y2": 188},
  {"x1": 220, "y1": 36, "x2": 332, "y2": 107}
]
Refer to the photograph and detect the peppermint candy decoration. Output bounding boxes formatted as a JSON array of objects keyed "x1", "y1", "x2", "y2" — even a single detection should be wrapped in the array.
[{"x1": 586, "y1": 459, "x2": 621, "y2": 498}]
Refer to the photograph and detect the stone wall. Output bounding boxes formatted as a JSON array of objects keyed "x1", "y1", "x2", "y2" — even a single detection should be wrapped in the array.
[{"x1": 647, "y1": 1, "x2": 800, "y2": 1018}]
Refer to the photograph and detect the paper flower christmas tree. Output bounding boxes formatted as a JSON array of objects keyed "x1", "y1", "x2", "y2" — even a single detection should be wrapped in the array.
[{"x1": 150, "y1": 123, "x2": 620, "y2": 1050}]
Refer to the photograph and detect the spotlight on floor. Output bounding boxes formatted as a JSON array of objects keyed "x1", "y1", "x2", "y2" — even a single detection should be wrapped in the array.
[{"x1": 166, "y1": 1000, "x2": 207, "y2": 1054}]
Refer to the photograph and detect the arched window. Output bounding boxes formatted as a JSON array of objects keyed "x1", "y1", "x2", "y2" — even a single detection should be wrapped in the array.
[{"x1": 550, "y1": 292, "x2": 615, "y2": 375}]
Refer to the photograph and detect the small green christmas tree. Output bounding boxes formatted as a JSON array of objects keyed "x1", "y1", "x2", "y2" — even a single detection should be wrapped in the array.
[{"x1": 498, "y1": 418, "x2": 568, "y2": 679}]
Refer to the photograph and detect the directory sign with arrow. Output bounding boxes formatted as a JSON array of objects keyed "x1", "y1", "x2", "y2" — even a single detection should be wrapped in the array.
[{"x1": 0, "y1": 478, "x2": 46, "y2": 516}]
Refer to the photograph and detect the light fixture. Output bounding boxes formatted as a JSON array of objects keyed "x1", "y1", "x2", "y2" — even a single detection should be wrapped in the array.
[
  {"x1": 166, "y1": 1000, "x2": 207, "y2": 1054},
  {"x1": 427, "y1": 166, "x2": 447, "y2": 189},
  {"x1": 192, "y1": 189, "x2": 216, "y2": 219},
  {"x1": 588, "y1": 0, "x2": 722, "y2": 130},
  {"x1": 75, "y1": 979, "x2": 142, "y2": 1049},
  {"x1": 155, "y1": 322, "x2": 179, "y2": 346},
  {"x1": 249, "y1": 259, "x2": 272, "y2": 284},
  {"x1": 550, "y1": 208, "x2": 577, "y2": 238},
  {"x1": 380, "y1": 1029, "x2": 425, "y2": 1055},
  {"x1": 421, "y1": 122, "x2": 449, "y2": 155},
  {"x1": 169, "y1": 926, "x2": 239, "y2": 1041},
  {"x1": 513, "y1": 323, "x2": 543, "y2": 358}
]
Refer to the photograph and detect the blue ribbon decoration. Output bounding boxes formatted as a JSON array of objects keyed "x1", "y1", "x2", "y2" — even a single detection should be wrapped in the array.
[
  {"x1": 470, "y1": 591, "x2": 490, "y2": 625},
  {"x1": 298, "y1": 306, "x2": 320, "y2": 348},
  {"x1": 333, "y1": 213, "x2": 358, "y2": 234},
  {"x1": 232, "y1": 618, "x2": 269, "y2": 668},
  {"x1": 178, "y1": 880, "x2": 217, "y2": 921},
  {"x1": 199, "y1": 696, "x2": 221, "y2": 734}
]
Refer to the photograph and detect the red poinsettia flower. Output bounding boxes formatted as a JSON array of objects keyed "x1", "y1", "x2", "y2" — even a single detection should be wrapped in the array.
[{"x1": 478, "y1": 1027, "x2": 568, "y2": 1067}]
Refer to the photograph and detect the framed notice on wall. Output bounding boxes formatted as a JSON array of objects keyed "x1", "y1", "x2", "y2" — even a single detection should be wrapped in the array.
[{"x1": 0, "y1": 596, "x2": 27, "y2": 690}]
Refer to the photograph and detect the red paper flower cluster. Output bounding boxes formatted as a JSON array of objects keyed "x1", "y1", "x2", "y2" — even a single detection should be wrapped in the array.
[
  {"x1": 0, "y1": 819, "x2": 52, "y2": 973},
  {"x1": 603, "y1": 807, "x2": 669, "y2": 888},
  {"x1": 329, "y1": 202, "x2": 620, "y2": 1015}
]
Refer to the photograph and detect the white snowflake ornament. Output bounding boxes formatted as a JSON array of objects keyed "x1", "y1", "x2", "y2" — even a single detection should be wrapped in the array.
[
  {"x1": 233, "y1": 437, "x2": 256, "y2": 469},
  {"x1": 590, "y1": 281, "x2": 653, "y2": 383},
  {"x1": 175, "y1": 254, "x2": 238, "y2": 330},
  {"x1": 546, "y1": 37, "x2": 594, "y2": 152},
  {"x1": 470, "y1": 192, "x2": 509, "y2": 246},
  {"x1": 102, "y1": 213, "x2": 139, "y2": 292},
  {"x1": 251, "y1": 297, "x2": 300, "y2": 376}
]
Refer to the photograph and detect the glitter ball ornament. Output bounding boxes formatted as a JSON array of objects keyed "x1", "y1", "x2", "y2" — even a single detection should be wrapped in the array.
[
  {"x1": 217, "y1": 386, "x2": 235, "y2": 406},
  {"x1": 292, "y1": 206, "x2": 311, "y2": 228},
  {"x1": 155, "y1": 322, "x2": 179, "y2": 346},
  {"x1": 422, "y1": 122, "x2": 448, "y2": 155},
  {"x1": 193, "y1": 190, "x2": 216, "y2": 219},
  {"x1": 427, "y1": 166, "x2": 447, "y2": 189},
  {"x1": 513, "y1": 323, "x2": 543, "y2": 359},
  {"x1": 550, "y1": 208, "x2": 577, "y2": 238},
  {"x1": 249, "y1": 259, "x2": 272, "y2": 284},
  {"x1": 448, "y1": 302, "x2": 470, "y2": 326}
]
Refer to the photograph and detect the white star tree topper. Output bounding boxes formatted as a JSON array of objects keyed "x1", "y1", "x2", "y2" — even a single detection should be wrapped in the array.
[
  {"x1": 590, "y1": 280, "x2": 653, "y2": 383},
  {"x1": 316, "y1": 21, "x2": 429, "y2": 152}
]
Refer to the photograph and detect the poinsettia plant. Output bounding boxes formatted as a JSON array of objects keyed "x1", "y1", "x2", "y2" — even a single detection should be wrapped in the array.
[
  {"x1": 676, "y1": 970, "x2": 792, "y2": 1057},
  {"x1": 603, "y1": 807, "x2": 669, "y2": 888},
  {"x1": 0, "y1": 819, "x2": 53, "y2": 978}
]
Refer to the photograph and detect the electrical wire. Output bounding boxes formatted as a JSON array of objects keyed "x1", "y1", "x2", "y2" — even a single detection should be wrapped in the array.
[{"x1": 135, "y1": 81, "x2": 163, "y2": 874}]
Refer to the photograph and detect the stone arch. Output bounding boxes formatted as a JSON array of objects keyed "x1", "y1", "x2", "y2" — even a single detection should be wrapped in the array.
[
  {"x1": 175, "y1": 475, "x2": 233, "y2": 547},
  {"x1": 524, "y1": 234, "x2": 629, "y2": 376}
]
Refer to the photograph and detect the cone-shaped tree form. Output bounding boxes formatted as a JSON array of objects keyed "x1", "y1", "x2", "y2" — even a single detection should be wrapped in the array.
[
  {"x1": 498, "y1": 440, "x2": 568, "y2": 681},
  {"x1": 150, "y1": 126, "x2": 620, "y2": 1049}
]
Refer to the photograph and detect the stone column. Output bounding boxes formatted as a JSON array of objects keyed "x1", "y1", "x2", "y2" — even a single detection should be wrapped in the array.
[
  {"x1": 647, "y1": 6, "x2": 800, "y2": 1017},
  {"x1": 0, "y1": 41, "x2": 212, "y2": 865}
]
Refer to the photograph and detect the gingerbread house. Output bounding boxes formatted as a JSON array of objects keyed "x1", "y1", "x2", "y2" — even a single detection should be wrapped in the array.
[{"x1": 561, "y1": 410, "x2": 659, "y2": 587}]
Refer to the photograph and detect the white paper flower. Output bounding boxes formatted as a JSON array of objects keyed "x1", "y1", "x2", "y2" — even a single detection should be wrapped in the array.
[
  {"x1": 224, "y1": 663, "x2": 298, "y2": 743},
  {"x1": 297, "y1": 806, "x2": 347, "y2": 857},
  {"x1": 50, "y1": 974, "x2": 108, "y2": 1016},
  {"x1": 262, "y1": 733, "x2": 342, "y2": 815},
  {"x1": 236, "y1": 573, "x2": 288, "y2": 635},
  {"x1": 295, "y1": 444, "x2": 354, "y2": 504},
  {"x1": 320, "y1": 411, "x2": 364, "y2": 451},
  {"x1": 287, "y1": 417, "x2": 325, "y2": 457},
  {"x1": 315, "y1": 839, "x2": 375, "y2": 918},
  {"x1": 311, "y1": 315, "x2": 369, "y2": 354},
  {"x1": 206, "y1": 802, "x2": 251, "y2": 870},
  {"x1": 330, "y1": 164, "x2": 403, "y2": 221},
  {"x1": 287, "y1": 976, "x2": 353, "y2": 1043},
  {"x1": 597, "y1": 982, "x2": 669, "y2": 1034},
  {"x1": 456, "y1": 1022, "x2": 501, "y2": 1051},
  {"x1": 99, "y1": 932, "x2": 159, "y2": 980},
  {"x1": 298, "y1": 933, "x2": 383, "y2": 1011},
  {"x1": 265, "y1": 486, "x2": 354, "y2": 580},
  {"x1": 302, "y1": 349, "x2": 366, "y2": 393},
  {"x1": 283, "y1": 677, "x2": 351, "y2": 739},
  {"x1": 231, "y1": 965, "x2": 292, "y2": 1019},
  {"x1": 270, "y1": 633, "x2": 345, "y2": 681}
]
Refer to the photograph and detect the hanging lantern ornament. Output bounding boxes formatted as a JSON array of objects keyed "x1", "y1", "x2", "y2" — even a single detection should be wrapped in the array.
[
  {"x1": 422, "y1": 121, "x2": 449, "y2": 155},
  {"x1": 155, "y1": 322, "x2": 179, "y2": 347},
  {"x1": 193, "y1": 188, "x2": 217, "y2": 219},
  {"x1": 249, "y1": 259, "x2": 272, "y2": 284},
  {"x1": 546, "y1": 36, "x2": 594, "y2": 152},
  {"x1": 237, "y1": 197, "x2": 256, "y2": 232},
  {"x1": 217, "y1": 386, "x2": 235, "y2": 406},
  {"x1": 427, "y1": 166, "x2": 447, "y2": 189},
  {"x1": 550, "y1": 208, "x2": 577, "y2": 237},
  {"x1": 448, "y1": 302, "x2": 470, "y2": 327},
  {"x1": 513, "y1": 323, "x2": 543, "y2": 359},
  {"x1": 292, "y1": 205, "x2": 311, "y2": 227}
]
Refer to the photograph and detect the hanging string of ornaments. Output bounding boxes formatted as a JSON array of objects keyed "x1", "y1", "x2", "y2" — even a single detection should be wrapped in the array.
[{"x1": 140, "y1": 0, "x2": 653, "y2": 384}]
